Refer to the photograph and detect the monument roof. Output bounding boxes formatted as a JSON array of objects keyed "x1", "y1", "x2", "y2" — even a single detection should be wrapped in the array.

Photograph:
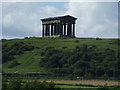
[{"x1": 41, "y1": 15, "x2": 77, "y2": 21}]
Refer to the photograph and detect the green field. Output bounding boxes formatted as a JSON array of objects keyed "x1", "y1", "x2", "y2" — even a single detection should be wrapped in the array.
[
  {"x1": 55, "y1": 85, "x2": 120, "y2": 90},
  {"x1": 55, "y1": 85, "x2": 99, "y2": 88},
  {"x1": 55, "y1": 84, "x2": 120, "y2": 90}
]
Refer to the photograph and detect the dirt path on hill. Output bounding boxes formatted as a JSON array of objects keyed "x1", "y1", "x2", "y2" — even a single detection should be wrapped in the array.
[{"x1": 47, "y1": 80, "x2": 120, "y2": 86}]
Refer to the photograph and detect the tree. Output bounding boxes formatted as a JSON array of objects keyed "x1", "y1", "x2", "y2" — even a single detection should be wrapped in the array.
[
  {"x1": 84, "y1": 73, "x2": 93, "y2": 79},
  {"x1": 8, "y1": 78, "x2": 22, "y2": 89},
  {"x1": 9, "y1": 60, "x2": 20, "y2": 68}
]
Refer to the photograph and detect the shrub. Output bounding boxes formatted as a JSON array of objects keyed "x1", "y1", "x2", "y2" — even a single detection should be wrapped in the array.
[
  {"x1": 92, "y1": 45, "x2": 96, "y2": 48},
  {"x1": 2, "y1": 77, "x2": 8, "y2": 89},
  {"x1": 62, "y1": 46, "x2": 67, "y2": 49},
  {"x1": 24, "y1": 37, "x2": 28, "y2": 39},
  {"x1": 8, "y1": 78, "x2": 22, "y2": 89},
  {"x1": 96, "y1": 37, "x2": 99, "y2": 40},
  {"x1": 35, "y1": 47, "x2": 40, "y2": 49},
  {"x1": 3, "y1": 78, "x2": 56, "y2": 89},
  {"x1": 9, "y1": 60, "x2": 20, "y2": 68},
  {"x1": 40, "y1": 52, "x2": 45, "y2": 56},
  {"x1": 3, "y1": 41, "x2": 35, "y2": 63},
  {"x1": 102, "y1": 73, "x2": 109, "y2": 80},
  {"x1": 75, "y1": 40, "x2": 79, "y2": 43},
  {"x1": 84, "y1": 73, "x2": 93, "y2": 79},
  {"x1": 20, "y1": 41, "x2": 24, "y2": 44},
  {"x1": 23, "y1": 80, "x2": 55, "y2": 89},
  {"x1": 2, "y1": 39, "x2": 6, "y2": 42},
  {"x1": 76, "y1": 46, "x2": 80, "y2": 49}
]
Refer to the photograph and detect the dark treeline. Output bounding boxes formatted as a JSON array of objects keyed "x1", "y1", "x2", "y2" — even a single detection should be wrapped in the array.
[
  {"x1": 2, "y1": 77, "x2": 56, "y2": 90},
  {"x1": 40, "y1": 45, "x2": 119, "y2": 80}
]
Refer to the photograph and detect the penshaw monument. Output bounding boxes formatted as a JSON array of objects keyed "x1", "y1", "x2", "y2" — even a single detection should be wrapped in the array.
[{"x1": 41, "y1": 15, "x2": 77, "y2": 37}]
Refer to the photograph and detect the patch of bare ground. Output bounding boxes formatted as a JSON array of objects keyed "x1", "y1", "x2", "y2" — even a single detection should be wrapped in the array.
[{"x1": 48, "y1": 80, "x2": 120, "y2": 86}]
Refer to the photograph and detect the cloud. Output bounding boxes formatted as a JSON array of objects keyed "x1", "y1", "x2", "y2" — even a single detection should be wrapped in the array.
[
  {"x1": 3, "y1": 14, "x2": 14, "y2": 27},
  {"x1": 2, "y1": 0, "x2": 120, "y2": 2},
  {"x1": 2, "y1": 2, "x2": 65, "y2": 39},
  {"x1": 0, "y1": 2, "x2": 2, "y2": 39},
  {"x1": 65, "y1": 1, "x2": 118, "y2": 38}
]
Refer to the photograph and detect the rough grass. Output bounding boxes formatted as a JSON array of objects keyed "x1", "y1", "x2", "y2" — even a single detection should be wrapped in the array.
[{"x1": 3, "y1": 37, "x2": 118, "y2": 74}]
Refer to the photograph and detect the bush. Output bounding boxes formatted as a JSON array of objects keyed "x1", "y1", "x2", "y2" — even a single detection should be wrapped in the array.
[
  {"x1": 3, "y1": 78, "x2": 56, "y2": 89},
  {"x1": 8, "y1": 78, "x2": 22, "y2": 89},
  {"x1": 84, "y1": 73, "x2": 93, "y2": 79},
  {"x1": 40, "y1": 52, "x2": 45, "y2": 56},
  {"x1": 9, "y1": 60, "x2": 20, "y2": 68},
  {"x1": 102, "y1": 73, "x2": 109, "y2": 80},
  {"x1": 96, "y1": 37, "x2": 99, "y2": 40},
  {"x1": 92, "y1": 45, "x2": 96, "y2": 48},
  {"x1": 2, "y1": 39, "x2": 6, "y2": 42},
  {"x1": 76, "y1": 46, "x2": 80, "y2": 49},
  {"x1": 2, "y1": 77, "x2": 8, "y2": 89},
  {"x1": 75, "y1": 40, "x2": 79, "y2": 43},
  {"x1": 2, "y1": 41, "x2": 35, "y2": 63},
  {"x1": 62, "y1": 46, "x2": 67, "y2": 49},
  {"x1": 23, "y1": 80, "x2": 55, "y2": 89},
  {"x1": 96, "y1": 37, "x2": 102, "y2": 40},
  {"x1": 24, "y1": 37, "x2": 28, "y2": 39}
]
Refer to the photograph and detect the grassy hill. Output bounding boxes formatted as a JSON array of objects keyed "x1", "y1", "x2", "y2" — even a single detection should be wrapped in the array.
[{"x1": 2, "y1": 37, "x2": 119, "y2": 76}]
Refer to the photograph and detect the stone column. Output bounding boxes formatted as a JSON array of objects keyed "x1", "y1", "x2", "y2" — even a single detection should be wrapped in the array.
[
  {"x1": 69, "y1": 24, "x2": 72, "y2": 36},
  {"x1": 45, "y1": 24, "x2": 47, "y2": 36},
  {"x1": 58, "y1": 23, "x2": 60, "y2": 35},
  {"x1": 67, "y1": 24, "x2": 70, "y2": 36},
  {"x1": 46, "y1": 24, "x2": 49, "y2": 36},
  {"x1": 57, "y1": 23, "x2": 59, "y2": 35},
  {"x1": 53, "y1": 24, "x2": 55, "y2": 36},
  {"x1": 51, "y1": 23, "x2": 53, "y2": 36},
  {"x1": 44, "y1": 25, "x2": 46, "y2": 36},
  {"x1": 54, "y1": 23, "x2": 56, "y2": 35},
  {"x1": 61, "y1": 24, "x2": 63, "y2": 36},
  {"x1": 66, "y1": 24, "x2": 68, "y2": 36},
  {"x1": 60, "y1": 24, "x2": 63, "y2": 36},
  {"x1": 49, "y1": 24, "x2": 51, "y2": 36},
  {"x1": 73, "y1": 24, "x2": 75, "y2": 36},
  {"x1": 64, "y1": 24, "x2": 66, "y2": 36},
  {"x1": 46, "y1": 24, "x2": 48, "y2": 36},
  {"x1": 55, "y1": 23, "x2": 57, "y2": 35},
  {"x1": 67, "y1": 23, "x2": 72, "y2": 36},
  {"x1": 48, "y1": 24, "x2": 50, "y2": 36},
  {"x1": 56, "y1": 23, "x2": 59, "y2": 35},
  {"x1": 42, "y1": 24, "x2": 44, "y2": 37}
]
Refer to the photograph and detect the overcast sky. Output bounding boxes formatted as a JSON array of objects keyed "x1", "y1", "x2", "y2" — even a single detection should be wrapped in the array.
[{"x1": 2, "y1": 1, "x2": 118, "y2": 39}]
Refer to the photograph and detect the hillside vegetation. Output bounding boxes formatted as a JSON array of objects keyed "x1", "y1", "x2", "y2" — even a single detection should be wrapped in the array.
[{"x1": 2, "y1": 37, "x2": 119, "y2": 80}]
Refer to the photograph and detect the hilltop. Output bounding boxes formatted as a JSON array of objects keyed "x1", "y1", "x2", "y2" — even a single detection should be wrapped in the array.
[{"x1": 2, "y1": 37, "x2": 119, "y2": 79}]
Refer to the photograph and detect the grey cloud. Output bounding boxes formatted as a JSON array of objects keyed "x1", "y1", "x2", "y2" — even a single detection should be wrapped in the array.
[
  {"x1": 65, "y1": 2, "x2": 118, "y2": 38},
  {"x1": 2, "y1": 2, "x2": 65, "y2": 39}
]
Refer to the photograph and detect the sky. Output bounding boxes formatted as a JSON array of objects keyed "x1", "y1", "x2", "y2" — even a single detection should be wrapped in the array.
[{"x1": 1, "y1": 1, "x2": 118, "y2": 39}]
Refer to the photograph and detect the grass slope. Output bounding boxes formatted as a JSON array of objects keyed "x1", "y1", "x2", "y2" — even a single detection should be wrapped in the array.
[{"x1": 3, "y1": 37, "x2": 118, "y2": 74}]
